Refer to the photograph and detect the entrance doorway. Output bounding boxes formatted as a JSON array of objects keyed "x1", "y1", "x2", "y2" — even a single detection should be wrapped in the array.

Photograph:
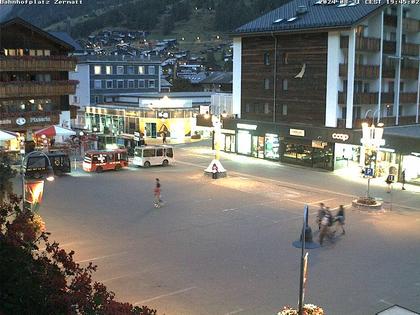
[{"x1": 145, "y1": 122, "x2": 157, "y2": 138}]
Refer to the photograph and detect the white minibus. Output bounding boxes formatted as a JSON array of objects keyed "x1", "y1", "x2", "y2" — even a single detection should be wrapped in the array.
[{"x1": 133, "y1": 145, "x2": 174, "y2": 167}]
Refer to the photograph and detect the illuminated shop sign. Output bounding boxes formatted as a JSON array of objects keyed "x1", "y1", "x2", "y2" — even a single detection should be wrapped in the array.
[
  {"x1": 237, "y1": 123, "x2": 257, "y2": 130},
  {"x1": 289, "y1": 129, "x2": 305, "y2": 137},
  {"x1": 332, "y1": 133, "x2": 349, "y2": 142}
]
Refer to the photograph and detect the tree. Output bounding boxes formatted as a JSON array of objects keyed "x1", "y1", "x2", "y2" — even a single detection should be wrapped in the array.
[
  {"x1": 171, "y1": 78, "x2": 201, "y2": 92},
  {"x1": 0, "y1": 195, "x2": 157, "y2": 315},
  {"x1": 0, "y1": 154, "x2": 17, "y2": 203}
]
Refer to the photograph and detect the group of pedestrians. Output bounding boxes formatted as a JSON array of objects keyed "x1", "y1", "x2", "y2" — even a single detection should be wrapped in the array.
[{"x1": 317, "y1": 203, "x2": 345, "y2": 246}]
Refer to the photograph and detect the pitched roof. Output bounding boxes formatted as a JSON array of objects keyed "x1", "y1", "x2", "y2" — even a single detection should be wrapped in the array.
[
  {"x1": 233, "y1": 0, "x2": 386, "y2": 35},
  {"x1": 0, "y1": 17, "x2": 74, "y2": 51},
  {"x1": 200, "y1": 72, "x2": 233, "y2": 84},
  {"x1": 49, "y1": 32, "x2": 83, "y2": 52}
]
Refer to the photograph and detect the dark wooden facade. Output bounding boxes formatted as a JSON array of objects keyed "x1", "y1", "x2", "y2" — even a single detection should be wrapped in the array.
[
  {"x1": 0, "y1": 18, "x2": 76, "y2": 131},
  {"x1": 241, "y1": 33, "x2": 328, "y2": 126}
]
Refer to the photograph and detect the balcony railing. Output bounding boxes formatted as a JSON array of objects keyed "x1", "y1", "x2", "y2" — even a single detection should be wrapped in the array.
[
  {"x1": 402, "y1": 43, "x2": 419, "y2": 56},
  {"x1": 383, "y1": 41, "x2": 419, "y2": 56},
  {"x1": 0, "y1": 80, "x2": 78, "y2": 98},
  {"x1": 339, "y1": 64, "x2": 380, "y2": 79},
  {"x1": 384, "y1": 15, "x2": 420, "y2": 33},
  {"x1": 377, "y1": 92, "x2": 418, "y2": 104},
  {"x1": 0, "y1": 56, "x2": 77, "y2": 72},
  {"x1": 382, "y1": 67, "x2": 419, "y2": 80},
  {"x1": 338, "y1": 92, "x2": 378, "y2": 105},
  {"x1": 340, "y1": 36, "x2": 380, "y2": 52},
  {"x1": 338, "y1": 115, "x2": 418, "y2": 128}
]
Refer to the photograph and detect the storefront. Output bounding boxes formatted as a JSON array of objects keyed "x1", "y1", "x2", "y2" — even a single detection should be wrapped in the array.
[
  {"x1": 221, "y1": 118, "x2": 362, "y2": 171},
  {"x1": 85, "y1": 105, "x2": 198, "y2": 142}
]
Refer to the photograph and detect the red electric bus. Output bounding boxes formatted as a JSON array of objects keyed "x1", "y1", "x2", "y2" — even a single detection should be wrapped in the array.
[{"x1": 83, "y1": 149, "x2": 128, "y2": 173}]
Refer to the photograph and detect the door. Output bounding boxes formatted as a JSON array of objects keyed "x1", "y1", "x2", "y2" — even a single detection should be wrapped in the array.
[{"x1": 145, "y1": 123, "x2": 157, "y2": 138}]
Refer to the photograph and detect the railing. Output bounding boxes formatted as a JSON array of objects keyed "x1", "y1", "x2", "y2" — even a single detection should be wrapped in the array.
[
  {"x1": 337, "y1": 116, "x2": 418, "y2": 128},
  {"x1": 384, "y1": 15, "x2": 420, "y2": 33},
  {"x1": 402, "y1": 43, "x2": 419, "y2": 56},
  {"x1": 0, "y1": 80, "x2": 78, "y2": 98},
  {"x1": 383, "y1": 67, "x2": 419, "y2": 80},
  {"x1": 340, "y1": 36, "x2": 380, "y2": 52},
  {"x1": 382, "y1": 92, "x2": 418, "y2": 103},
  {"x1": 339, "y1": 64, "x2": 380, "y2": 79},
  {"x1": 338, "y1": 92, "x2": 378, "y2": 104},
  {"x1": 383, "y1": 40, "x2": 396, "y2": 54},
  {"x1": 0, "y1": 56, "x2": 77, "y2": 72}
]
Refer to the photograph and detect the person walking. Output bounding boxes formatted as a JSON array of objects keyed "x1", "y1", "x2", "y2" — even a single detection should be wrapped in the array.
[
  {"x1": 385, "y1": 174, "x2": 393, "y2": 193},
  {"x1": 317, "y1": 202, "x2": 326, "y2": 230},
  {"x1": 335, "y1": 205, "x2": 345, "y2": 235},
  {"x1": 401, "y1": 169, "x2": 406, "y2": 190},
  {"x1": 154, "y1": 178, "x2": 162, "y2": 208},
  {"x1": 162, "y1": 132, "x2": 167, "y2": 144}
]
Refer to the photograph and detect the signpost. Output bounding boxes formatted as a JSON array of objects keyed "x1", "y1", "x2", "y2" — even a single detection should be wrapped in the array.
[
  {"x1": 364, "y1": 167, "x2": 374, "y2": 198},
  {"x1": 298, "y1": 205, "x2": 309, "y2": 315}
]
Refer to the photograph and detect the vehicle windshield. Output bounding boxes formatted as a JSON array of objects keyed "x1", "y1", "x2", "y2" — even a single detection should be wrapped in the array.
[{"x1": 134, "y1": 148, "x2": 142, "y2": 157}]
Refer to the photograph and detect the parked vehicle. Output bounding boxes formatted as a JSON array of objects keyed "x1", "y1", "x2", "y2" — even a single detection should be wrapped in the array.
[
  {"x1": 24, "y1": 151, "x2": 71, "y2": 178},
  {"x1": 133, "y1": 145, "x2": 174, "y2": 167},
  {"x1": 83, "y1": 149, "x2": 128, "y2": 173}
]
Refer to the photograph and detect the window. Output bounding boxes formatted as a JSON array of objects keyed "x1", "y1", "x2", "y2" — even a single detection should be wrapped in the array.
[
  {"x1": 94, "y1": 80, "x2": 102, "y2": 89},
  {"x1": 117, "y1": 66, "x2": 124, "y2": 75},
  {"x1": 128, "y1": 80, "x2": 134, "y2": 88},
  {"x1": 143, "y1": 149, "x2": 155, "y2": 157},
  {"x1": 264, "y1": 103, "x2": 270, "y2": 114},
  {"x1": 343, "y1": 80, "x2": 348, "y2": 92},
  {"x1": 138, "y1": 79, "x2": 145, "y2": 88},
  {"x1": 166, "y1": 148, "x2": 173, "y2": 158},
  {"x1": 282, "y1": 52, "x2": 288, "y2": 65},
  {"x1": 282, "y1": 104, "x2": 288, "y2": 116},
  {"x1": 117, "y1": 80, "x2": 124, "y2": 88},
  {"x1": 400, "y1": 81, "x2": 404, "y2": 92},
  {"x1": 73, "y1": 96, "x2": 79, "y2": 103},
  {"x1": 264, "y1": 78, "x2": 270, "y2": 90},
  {"x1": 148, "y1": 80, "x2": 155, "y2": 89},
  {"x1": 106, "y1": 80, "x2": 113, "y2": 89},
  {"x1": 127, "y1": 66, "x2": 134, "y2": 75},
  {"x1": 353, "y1": 106, "x2": 361, "y2": 119},
  {"x1": 363, "y1": 83, "x2": 370, "y2": 93},
  {"x1": 106, "y1": 66, "x2": 112, "y2": 75},
  {"x1": 246, "y1": 104, "x2": 251, "y2": 113},
  {"x1": 402, "y1": 34, "x2": 406, "y2": 44},
  {"x1": 282, "y1": 79, "x2": 288, "y2": 91},
  {"x1": 44, "y1": 50, "x2": 50, "y2": 56},
  {"x1": 148, "y1": 66, "x2": 155, "y2": 75},
  {"x1": 36, "y1": 49, "x2": 43, "y2": 56},
  {"x1": 264, "y1": 52, "x2": 270, "y2": 65},
  {"x1": 156, "y1": 149, "x2": 163, "y2": 156},
  {"x1": 94, "y1": 96, "x2": 100, "y2": 103},
  {"x1": 390, "y1": 32, "x2": 396, "y2": 41},
  {"x1": 94, "y1": 66, "x2": 101, "y2": 75},
  {"x1": 138, "y1": 66, "x2": 145, "y2": 74},
  {"x1": 29, "y1": 49, "x2": 36, "y2": 56}
]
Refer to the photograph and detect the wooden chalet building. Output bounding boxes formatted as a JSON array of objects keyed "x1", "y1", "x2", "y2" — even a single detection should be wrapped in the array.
[{"x1": 0, "y1": 17, "x2": 78, "y2": 142}]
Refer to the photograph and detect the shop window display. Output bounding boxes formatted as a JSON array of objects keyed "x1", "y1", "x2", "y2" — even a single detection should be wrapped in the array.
[{"x1": 265, "y1": 134, "x2": 279, "y2": 160}]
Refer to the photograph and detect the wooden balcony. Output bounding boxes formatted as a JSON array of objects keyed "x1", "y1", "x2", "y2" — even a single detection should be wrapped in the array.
[
  {"x1": 0, "y1": 56, "x2": 77, "y2": 72},
  {"x1": 383, "y1": 40, "x2": 396, "y2": 54},
  {"x1": 402, "y1": 43, "x2": 419, "y2": 56},
  {"x1": 339, "y1": 64, "x2": 380, "y2": 79},
  {"x1": 382, "y1": 67, "x2": 419, "y2": 80},
  {"x1": 0, "y1": 80, "x2": 78, "y2": 98},
  {"x1": 384, "y1": 15, "x2": 420, "y2": 33},
  {"x1": 340, "y1": 36, "x2": 380, "y2": 52},
  {"x1": 338, "y1": 115, "x2": 417, "y2": 128},
  {"x1": 381, "y1": 92, "x2": 418, "y2": 104},
  {"x1": 338, "y1": 92, "x2": 378, "y2": 104}
]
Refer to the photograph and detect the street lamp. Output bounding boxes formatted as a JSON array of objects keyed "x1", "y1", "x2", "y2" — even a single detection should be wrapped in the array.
[
  {"x1": 21, "y1": 151, "x2": 54, "y2": 211},
  {"x1": 204, "y1": 111, "x2": 227, "y2": 178},
  {"x1": 360, "y1": 112, "x2": 384, "y2": 198}
]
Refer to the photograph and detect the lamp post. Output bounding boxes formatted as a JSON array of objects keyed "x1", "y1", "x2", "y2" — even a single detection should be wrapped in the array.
[
  {"x1": 360, "y1": 113, "x2": 384, "y2": 198},
  {"x1": 21, "y1": 151, "x2": 54, "y2": 211},
  {"x1": 204, "y1": 111, "x2": 227, "y2": 178}
]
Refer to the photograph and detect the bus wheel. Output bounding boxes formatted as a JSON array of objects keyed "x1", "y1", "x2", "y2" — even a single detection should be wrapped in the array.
[
  {"x1": 115, "y1": 165, "x2": 121, "y2": 171},
  {"x1": 144, "y1": 161, "x2": 151, "y2": 168},
  {"x1": 162, "y1": 159, "x2": 169, "y2": 167},
  {"x1": 96, "y1": 167, "x2": 103, "y2": 173}
]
